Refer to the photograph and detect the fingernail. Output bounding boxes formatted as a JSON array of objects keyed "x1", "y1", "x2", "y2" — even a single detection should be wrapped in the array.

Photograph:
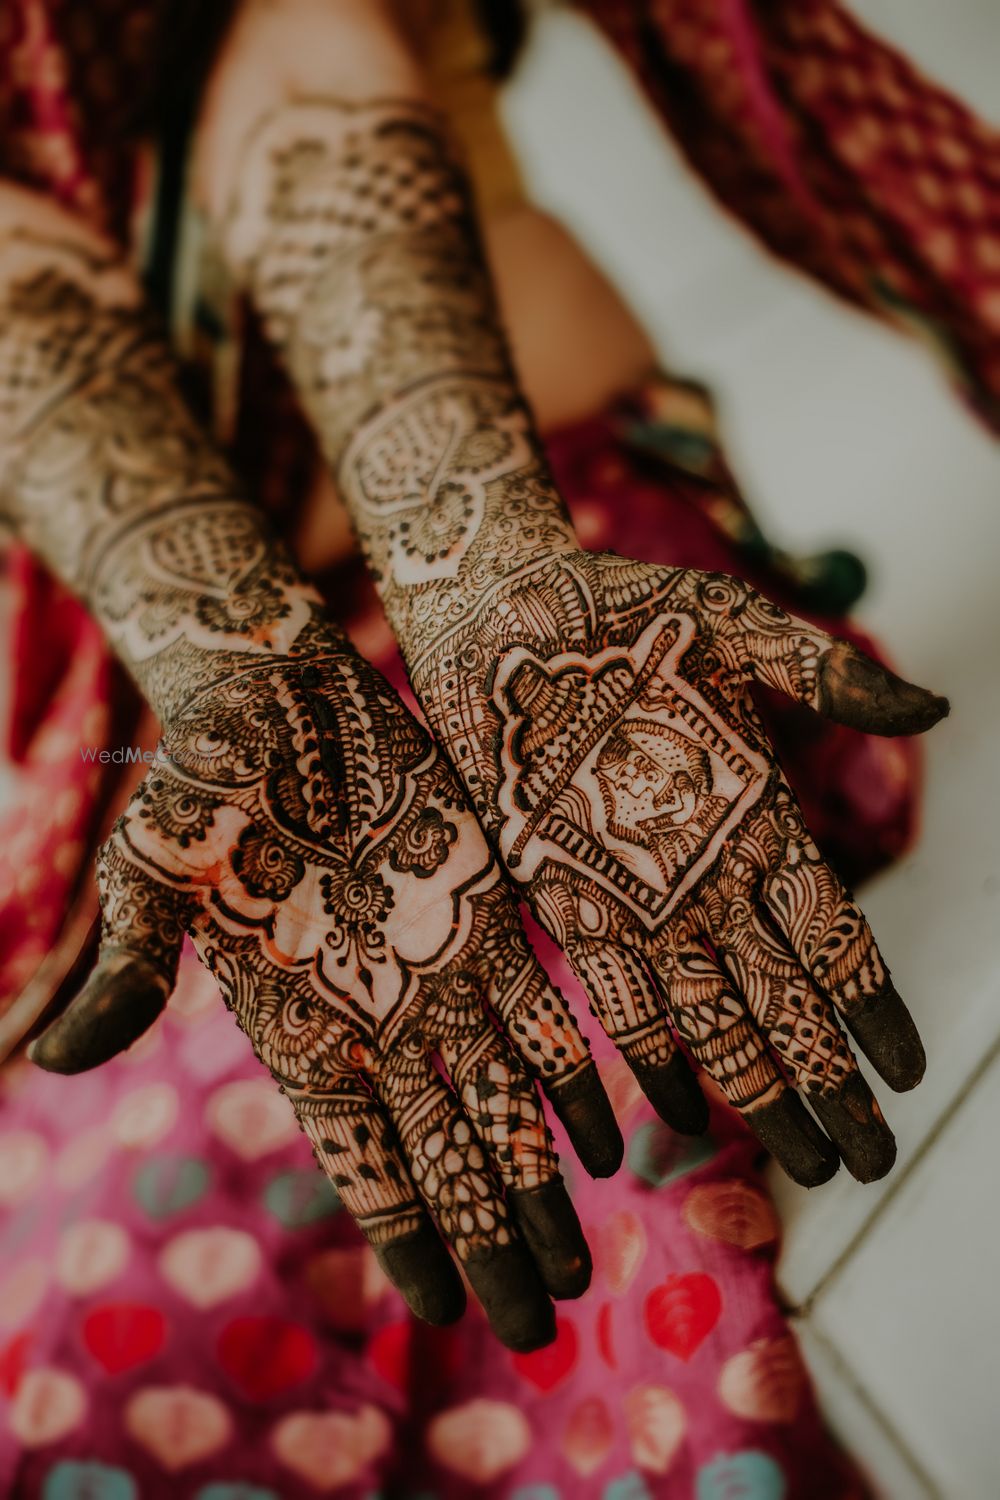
[
  {"x1": 747, "y1": 1092, "x2": 840, "y2": 1188},
  {"x1": 628, "y1": 1051, "x2": 709, "y2": 1135},
  {"x1": 508, "y1": 1178, "x2": 591, "y2": 1300},
  {"x1": 820, "y1": 644, "x2": 950, "y2": 736},
  {"x1": 548, "y1": 1063, "x2": 624, "y2": 1178},
  {"x1": 463, "y1": 1243, "x2": 555, "y2": 1351},
  {"x1": 31, "y1": 957, "x2": 171, "y2": 1074},
  {"x1": 847, "y1": 985, "x2": 926, "y2": 1093},
  {"x1": 810, "y1": 1074, "x2": 897, "y2": 1183},
  {"x1": 377, "y1": 1224, "x2": 466, "y2": 1326}
]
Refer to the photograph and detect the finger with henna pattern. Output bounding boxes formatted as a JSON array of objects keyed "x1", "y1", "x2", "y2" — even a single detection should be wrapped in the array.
[
  {"x1": 568, "y1": 943, "x2": 708, "y2": 1135},
  {"x1": 816, "y1": 641, "x2": 949, "y2": 736},
  {"x1": 732, "y1": 589, "x2": 949, "y2": 736},
  {"x1": 841, "y1": 982, "x2": 925, "y2": 1095},
  {"x1": 29, "y1": 839, "x2": 191, "y2": 1073},
  {"x1": 293, "y1": 1084, "x2": 466, "y2": 1327},
  {"x1": 808, "y1": 1072, "x2": 897, "y2": 1184},
  {"x1": 764, "y1": 810, "x2": 925, "y2": 1092},
  {"x1": 485, "y1": 950, "x2": 623, "y2": 1178},
  {"x1": 441, "y1": 1017, "x2": 592, "y2": 1299},
  {"x1": 650, "y1": 940, "x2": 839, "y2": 1187},
  {"x1": 382, "y1": 1050, "x2": 557, "y2": 1350},
  {"x1": 545, "y1": 1064, "x2": 624, "y2": 1180},
  {"x1": 712, "y1": 908, "x2": 897, "y2": 1183},
  {"x1": 29, "y1": 952, "x2": 175, "y2": 1073}
]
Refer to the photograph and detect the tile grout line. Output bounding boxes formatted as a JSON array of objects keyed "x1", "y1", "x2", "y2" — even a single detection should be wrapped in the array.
[
  {"x1": 799, "y1": 1008, "x2": 1000, "y2": 1313},
  {"x1": 795, "y1": 1318, "x2": 943, "y2": 1500}
]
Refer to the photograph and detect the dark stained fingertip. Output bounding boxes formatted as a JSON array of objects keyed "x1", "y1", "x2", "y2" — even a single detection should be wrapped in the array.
[
  {"x1": 847, "y1": 986, "x2": 926, "y2": 1093},
  {"x1": 508, "y1": 1178, "x2": 592, "y2": 1301},
  {"x1": 463, "y1": 1242, "x2": 556, "y2": 1352},
  {"x1": 747, "y1": 1092, "x2": 840, "y2": 1188},
  {"x1": 547, "y1": 1064, "x2": 624, "y2": 1178},
  {"x1": 629, "y1": 1052, "x2": 710, "y2": 1136},
  {"x1": 818, "y1": 642, "x2": 949, "y2": 737},
  {"x1": 376, "y1": 1224, "x2": 467, "y2": 1327},
  {"x1": 810, "y1": 1073, "x2": 897, "y2": 1184},
  {"x1": 28, "y1": 955, "x2": 171, "y2": 1074}
]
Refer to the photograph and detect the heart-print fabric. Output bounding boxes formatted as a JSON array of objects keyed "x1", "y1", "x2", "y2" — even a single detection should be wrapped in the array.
[{"x1": 0, "y1": 944, "x2": 864, "y2": 1499}]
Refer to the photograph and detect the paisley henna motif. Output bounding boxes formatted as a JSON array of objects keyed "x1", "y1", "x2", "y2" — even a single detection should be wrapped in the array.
[{"x1": 223, "y1": 99, "x2": 948, "y2": 1185}]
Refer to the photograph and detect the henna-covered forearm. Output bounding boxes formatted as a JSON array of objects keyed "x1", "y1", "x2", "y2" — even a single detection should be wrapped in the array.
[
  {"x1": 0, "y1": 225, "x2": 326, "y2": 723},
  {"x1": 221, "y1": 100, "x2": 950, "y2": 1186},
  {"x1": 220, "y1": 101, "x2": 578, "y2": 771}
]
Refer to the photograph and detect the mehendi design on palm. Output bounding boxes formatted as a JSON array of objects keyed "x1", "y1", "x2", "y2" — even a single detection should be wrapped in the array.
[
  {"x1": 0, "y1": 225, "x2": 617, "y2": 1349},
  {"x1": 97, "y1": 650, "x2": 591, "y2": 1306},
  {"x1": 223, "y1": 99, "x2": 948, "y2": 1185}
]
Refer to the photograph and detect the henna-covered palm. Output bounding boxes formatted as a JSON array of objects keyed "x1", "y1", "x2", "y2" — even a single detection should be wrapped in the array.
[
  {"x1": 0, "y1": 215, "x2": 621, "y2": 1350},
  {"x1": 32, "y1": 635, "x2": 615, "y2": 1346},
  {"x1": 430, "y1": 551, "x2": 945, "y2": 1184}
]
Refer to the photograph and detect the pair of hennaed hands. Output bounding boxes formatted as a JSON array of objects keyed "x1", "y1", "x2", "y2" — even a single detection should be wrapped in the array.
[{"x1": 31, "y1": 543, "x2": 946, "y2": 1351}]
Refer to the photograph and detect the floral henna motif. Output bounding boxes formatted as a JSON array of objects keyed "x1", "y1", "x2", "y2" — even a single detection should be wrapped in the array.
[
  {"x1": 221, "y1": 99, "x2": 948, "y2": 1186},
  {"x1": 0, "y1": 219, "x2": 621, "y2": 1350}
]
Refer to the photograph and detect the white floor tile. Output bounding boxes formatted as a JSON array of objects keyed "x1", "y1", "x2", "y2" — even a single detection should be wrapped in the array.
[
  {"x1": 807, "y1": 1043, "x2": 1000, "y2": 1496},
  {"x1": 750, "y1": 298, "x2": 1000, "y2": 1303},
  {"x1": 769, "y1": 676, "x2": 1000, "y2": 1305},
  {"x1": 793, "y1": 1317, "x2": 937, "y2": 1500}
]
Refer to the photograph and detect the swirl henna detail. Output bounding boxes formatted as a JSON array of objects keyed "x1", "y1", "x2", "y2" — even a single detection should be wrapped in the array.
[
  {"x1": 0, "y1": 216, "x2": 622, "y2": 1350},
  {"x1": 223, "y1": 99, "x2": 949, "y2": 1185}
]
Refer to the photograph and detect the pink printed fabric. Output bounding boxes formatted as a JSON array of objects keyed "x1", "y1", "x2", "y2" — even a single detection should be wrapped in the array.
[{"x1": 0, "y1": 939, "x2": 867, "y2": 1500}]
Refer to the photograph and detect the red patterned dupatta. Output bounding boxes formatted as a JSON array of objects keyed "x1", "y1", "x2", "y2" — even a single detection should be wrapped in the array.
[{"x1": 581, "y1": 0, "x2": 1000, "y2": 427}]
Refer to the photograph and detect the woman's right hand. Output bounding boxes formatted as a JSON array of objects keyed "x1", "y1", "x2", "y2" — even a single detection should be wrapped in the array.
[{"x1": 29, "y1": 627, "x2": 622, "y2": 1351}]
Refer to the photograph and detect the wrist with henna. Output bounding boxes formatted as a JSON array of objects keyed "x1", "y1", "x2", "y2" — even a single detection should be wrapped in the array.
[
  {"x1": 222, "y1": 98, "x2": 949, "y2": 1185},
  {"x1": 0, "y1": 221, "x2": 623, "y2": 1349}
]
